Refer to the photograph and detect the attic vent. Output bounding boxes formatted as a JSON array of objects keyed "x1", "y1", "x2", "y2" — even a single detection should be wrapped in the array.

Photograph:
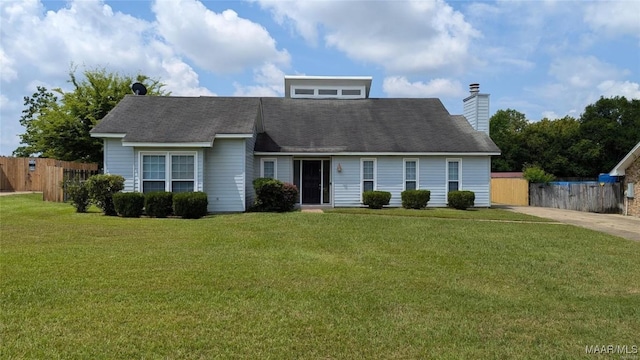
[
  {"x1": 318, "y1": 89, "x2": 338, "y2": 95},
  {"x1": 342, "y1": 89, "x2": 361, "y2": 96}
]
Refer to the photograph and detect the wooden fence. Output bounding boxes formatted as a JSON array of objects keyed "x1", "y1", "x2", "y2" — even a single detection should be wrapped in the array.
[
  {"x1": 43, "y1": 168, "x2": 99, "y2": 202},
  {"x1": 0, "y1": 157, "x2": 98, "y2": 192},
  {"x1": 529, "y1": 182, "x2": 623, "y2": 213},
  {"x1": 491, "y1": 178, "x2": 529, "y2": 206}
]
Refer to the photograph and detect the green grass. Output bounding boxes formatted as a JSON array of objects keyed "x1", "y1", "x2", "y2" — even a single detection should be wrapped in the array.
[
  {"x1": 1, "y1": 194, "x2": 639, "y2": 359},
  {"x1": 326, "y1": 206, "x2": 553, "y2": 222}
]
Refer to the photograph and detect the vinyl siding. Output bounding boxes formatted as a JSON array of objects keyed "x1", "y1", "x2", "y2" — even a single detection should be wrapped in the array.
[
  {"x1": 103, "y1": 138, "x2": 135, "y2": 192},
  {"x1": 245, "y1": 132, "x2": 256, "y2": 209},
  {"x1": 204, "y1": 139, "x2": 246, "y2": 212},
  {"x1": 253, "y1": 156, "x2": 293, "y2": 183},
  {"x1": 461, "y1": 156, "x2": 491, "y2": 207},
  {"x1": 463, "y1": 94, "x2": 490, "y2": 135},
  {"x1": 331, "y1": 155, "x2": 491, "y2": 208}
]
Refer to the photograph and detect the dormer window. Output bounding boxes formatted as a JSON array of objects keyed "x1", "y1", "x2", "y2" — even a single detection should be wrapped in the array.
[
  {"x1": 285, "y1": 75, "x2": 372, "y2": 99},
  {"x1": 294, "y1": 88, "x2": 314, "y2": 95},
  {"x1": 290, "y1": 85, "x2": 366, "y2": 99}
]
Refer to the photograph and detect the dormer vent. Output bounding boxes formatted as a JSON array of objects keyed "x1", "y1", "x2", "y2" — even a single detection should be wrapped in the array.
[{"x1": 285, "y1": 75, "x2": 372, "y2": 99}]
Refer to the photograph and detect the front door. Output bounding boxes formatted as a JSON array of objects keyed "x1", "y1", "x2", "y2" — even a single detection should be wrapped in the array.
[{"x1": 302, "y1": 160, "x2": 321, "y2": 204}]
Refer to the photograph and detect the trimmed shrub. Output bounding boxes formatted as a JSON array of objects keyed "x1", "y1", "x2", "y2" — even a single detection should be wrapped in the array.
[
  {"x1": 145, "y1": 191, "x2": 173, "y2": 218},
  {"x1": 63, "y1": 178, "x2": 90, "y2": 213},
  {"x1": 401, "y1": 189, "x2": 431, "y2": 209},
  {"x1": 113, "y1": 192, "x2": 145, "y2": 218},
  {"x1": 448, "y1": 190, "x2": 475, "y2": 210},
  {"x1": 86, "y1": 174, "x2": 125, "y2": 216},
  {"x1": 173, "y1": 192, "x2": 208, "y2": 219},
  {"x1": 363, "y1": 190, "x2": 391, "y2": 209},
  {"x1": 252, "y1": 177, "x2": 298, "y2": 212}
]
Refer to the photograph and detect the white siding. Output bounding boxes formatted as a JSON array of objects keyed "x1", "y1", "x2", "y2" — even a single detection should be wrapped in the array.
[
  {"x1": 331, "y1": 155, "x2": 492, "y2": 208},
  {"x1": 245, "y1": 132, "x2": 256, "y2": 209},
  {"x1": 463, "y1": 94, "x2": 490, "y2": 135},
  {"x1": 103, "y1": 138, "x2": 135, "y2": 192},
  {"x1": 461, "y1": 157, "x2": 491, "y2": 207},
  {"x1": 203, "y1": 139, "x2": 246, "y2": 212},
  {"x1": 253, "y1": 156, "x2": 293, "y2": 183},
  {"x1": 332, "y1": 156, "x2": 362, "y2": 207}
]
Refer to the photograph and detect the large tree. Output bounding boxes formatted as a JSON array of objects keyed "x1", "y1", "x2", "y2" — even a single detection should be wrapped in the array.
[
  {"x1": 14, "y1": 68, "x2": 166, "y2": 164},
  {"x1": 489, "y1": 109, "x2": 528, "y2": 172}
]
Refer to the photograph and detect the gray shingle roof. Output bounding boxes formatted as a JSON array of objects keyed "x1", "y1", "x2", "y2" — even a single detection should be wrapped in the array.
[
  {"x1": 91, "y1": 95, "x2": 258, "y2": 143},
  {"x1": 92, "y1": 95, "x2": 499, "y2": 154},
  {"x1": 256, "y1": 98, "x2": 500, "y2": 153}
]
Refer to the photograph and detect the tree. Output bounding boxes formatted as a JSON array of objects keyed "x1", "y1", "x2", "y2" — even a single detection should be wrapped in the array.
[
  {"x1": 577, "y1": 96, "x2": 640, "y2": 175},
  {"x1": 489, "y1": 109, "x2": 529, "y2": 172},
  {"x1": 14, "y1": 67, "x2": 166, "y2": 164}
]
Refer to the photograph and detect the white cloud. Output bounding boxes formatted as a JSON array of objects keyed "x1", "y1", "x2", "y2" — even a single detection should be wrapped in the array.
[
  {"x1": 259, "y1": 0, "x2": 479, "y2": 74},
  {"x1": 382, "y1": 76, "x2": 465, "y2": 98},
  {"x1": 597, "y1": 80, "x2": 640, "y2": 99},
  {"x1": 548, "y1": 56, "x2": 625, "y2": 89},
  {"x1": 584, "y1": 1, "x2": 640, "y2": 39},
  {"x1": 152, "y1": 0, "x2": 290, "y2": 74},
  {"x1": 0, "y1": 48, "x2": 17, "y2": 82},
  {"x1": 234, "y1": 63, "x2": 284, "y2": 96}
]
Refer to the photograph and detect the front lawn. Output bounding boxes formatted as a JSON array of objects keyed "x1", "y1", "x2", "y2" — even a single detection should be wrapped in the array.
[{"x1": 1, "y1": 194, "x2": 638, "y2": 359}]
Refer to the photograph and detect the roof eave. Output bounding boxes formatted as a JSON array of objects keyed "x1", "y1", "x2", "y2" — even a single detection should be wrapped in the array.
[{"x1": 609, "y1": 141, "x2": 640, "y2": 176}]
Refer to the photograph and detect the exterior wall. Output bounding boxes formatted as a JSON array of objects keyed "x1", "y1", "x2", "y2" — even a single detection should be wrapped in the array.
[
  {"x1": 132, "y1": 147, "x2": 204, "y2": 193},
  {"x1": 624, "y1": 156, "x2": 640, "y2": 217},
  {"x1": 463, "y1": 93, "x2": 490, "y2": 135},
  {"x1": 245, "y1": 133, "x2": 256, "y2": 210},
  {"x1": 331, "y1": 155, "x2": 492, "y2": 207},
  {"x1": 253, "y1": 156, "x2": 293, "y2": 183},
  {"x1": 103, "y1": 138, "x2": 135, "y2": 192},
  {"x1": 203, "y1": 139, "x2": 246, "y2": 212}
]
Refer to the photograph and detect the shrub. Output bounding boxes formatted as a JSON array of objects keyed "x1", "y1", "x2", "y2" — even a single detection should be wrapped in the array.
[
  {"x1": 448, "y1": 190, "x2": 475, "y2": 210},
  {"x1": 113, "y1": 192, "x2": 145, "y2": 218},
  {"x1": 86, "y1": 174, "x2": 125, "y2": 216},
  {"x1": 362, "y1": 191, "x2": 391, "y2": 209},
  {"x1": 401, "y1": 189, "x2": 431, "y2": 209},
  {"x1": 63, "y1": 178, "x2": 90, "y2": 213},
  {"x1": 144, "y1": 191, "x2": 173, "y2": 218},
  {"x1": 252, "y1": 177, "x2": 298, "y2": 212},
  {"x1": 173, "y1": 192, "x2": 208, "y2": 219},
  {"x1": 523, "y1": 164, "x2": 555, "y2": 184}
]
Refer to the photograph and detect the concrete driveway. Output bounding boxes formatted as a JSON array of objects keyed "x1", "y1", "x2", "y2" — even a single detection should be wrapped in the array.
[{"x1": 505, "y1": 206, "x2": 640, "y2": 242}]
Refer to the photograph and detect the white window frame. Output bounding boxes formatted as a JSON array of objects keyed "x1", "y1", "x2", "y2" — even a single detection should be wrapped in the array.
[
  {"x1": 260, "y1": 158, "x2": 277, "y2": 179},
  {"x1": 360, "y1": 158, "x2": 377, "y2": 201},
  {"x1": 403, "y1": 158, "x2": 419, "y2": 191},
  {"x1": 139, "y1": 151, "x2": 198, "y2": 193},
  {"x1": 446, "y1": 158, "x2": 462, "y2": 193},
  {"x1": 290, "y1": 85, "x2": 366, "y2": 99}
]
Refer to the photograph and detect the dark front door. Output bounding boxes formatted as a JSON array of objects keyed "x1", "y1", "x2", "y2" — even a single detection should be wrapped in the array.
[{"x1": 302, "y1": 160, "x2": 321, "y2": 204}]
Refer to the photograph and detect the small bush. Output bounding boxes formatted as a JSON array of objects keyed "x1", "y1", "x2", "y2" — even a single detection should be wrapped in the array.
[
  {"x1": 145, "y1": 191, "x2": 173, "y2": 218},
  {"x1": 363, "y1": 191, "x2": 391, "y2": 209},
  {"x1": 401, "y1": 189, "x2": 431, "y2": 209},
  {"x1": 448, "y1": 190, "x2": 475, "y2": 210},
  {"x1": 173, "y1": 192, "x2": 208, "y2": 219},
  {"x1": 252, "y1": 177, "x2": 298, "y2": 212},
  {"x1": 63, "y1": 178, "x2": 90, "y2": 213},
  {"x1": 113, "y1": 192, "x2": 145, "y2": 218},
  {"x1": 86, "y1": 174, "x2": 125, "y2": 216},
  {"x1": 523, "y1": 164, "x2": 555, "y2": 184}
]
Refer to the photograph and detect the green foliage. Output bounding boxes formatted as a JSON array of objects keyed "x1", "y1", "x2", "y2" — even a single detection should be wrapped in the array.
[
  {"x1": 144, "y1": 191, "x2": 174, "y2": 218},
  {"x1": 13, "y1": 67, "x2": 167, "y2": 165},
  {"x1": 490, "y1": 109, "x2": 529, "y2": 172},
  {"x1": 112, "y1": 192, "x2": 145, "y2": 218},
  {"x1": 62, "y1": 178, "x2": 90, "y2": 213},
  {"x1": 362, "y1": 191, "x2": 391, "y2": 209},
  {"x1": 401, "y1": 189, "x2": 431, "y2": 209},
  {"x1": 252, "y1": 177, "x2": 299, "y2": 212},
  {"x1": 173, "y1": 192, "x2": 208, "y2": 219},
  {"x1": 523, "y1": 164, "x2": 555, "y2": 184},
  {"x1": 447, "y1": 190, "x2": 475, "y2": 210},
  {"x1": 85, "y1": 174, "x2": 125, "y2": 216}
]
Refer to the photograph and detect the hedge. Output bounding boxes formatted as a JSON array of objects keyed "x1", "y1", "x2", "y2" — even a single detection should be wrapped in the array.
[
  {"x1": 85, "y1": 174, "x2": 125, "y2": 216},
  {"x1": 252, "y1": 177, "x2": 298, "y2": 212},
  {"x1": 447, "y1": 190, "x2": 475, "y2": 210},
  {"x1": 113, "y1": 192, "x2": 145, "y2": 218},
  {"x1": 173, "y1": 192, "x2": 208, "y2": 219},
  {"x1": 144, "y1": 191, "x2": 173, "y2": 218},
  {"x1": 401, "y1": 189, "x2": 431, "y2": 209},
  {"x1": 362, "y1": 191, "x2": 391, "y2": 209}
]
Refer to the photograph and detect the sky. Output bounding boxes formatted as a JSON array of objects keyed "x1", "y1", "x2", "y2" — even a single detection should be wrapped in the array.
[{"x1": 1, "y1": 0, "x2": 639, "y2": 156}]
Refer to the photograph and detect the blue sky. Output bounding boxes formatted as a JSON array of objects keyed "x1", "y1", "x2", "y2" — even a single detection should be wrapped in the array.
[{"x1": 1, "y1": 0, "x2": 639, "y2": 156}]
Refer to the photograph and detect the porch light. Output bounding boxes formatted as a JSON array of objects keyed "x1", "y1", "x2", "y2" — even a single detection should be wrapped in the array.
[{"x1": 337, "y1": 163, "x2": 342, "y2": 173}]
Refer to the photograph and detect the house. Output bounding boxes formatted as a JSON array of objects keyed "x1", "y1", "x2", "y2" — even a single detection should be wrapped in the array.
[
  {"x1": 90, "y1": 76, "x2": 500, "y2": 212},
  {"x1": 609, "y1": 141, "x2": 640, "y2": 217}
]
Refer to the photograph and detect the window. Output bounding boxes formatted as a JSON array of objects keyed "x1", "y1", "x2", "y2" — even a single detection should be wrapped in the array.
[
  {"x1": 294, "y1": 88, "x2": 314, "y2": 95},
  {"x1": 141, "y1": 152, "x2": 196, "y2": 193},
  {"x1": 261, "y1": 158, "x2": 277, "y2": 179},
  {"x1": 361, "y1": 159, "x2": 376, "y2": 197},
  {"x1": 447, "y1": 159, "x2": 461, "y2": 192},
  {"x1": 318, "y1": 89, "x2": 338, "y2": 95},
  {"x1": 404, "y1": 159, "x2": 418, "y2": 190},
  {"x1": 341, "y1": 89, "x2": 361, "y2": 96}
]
